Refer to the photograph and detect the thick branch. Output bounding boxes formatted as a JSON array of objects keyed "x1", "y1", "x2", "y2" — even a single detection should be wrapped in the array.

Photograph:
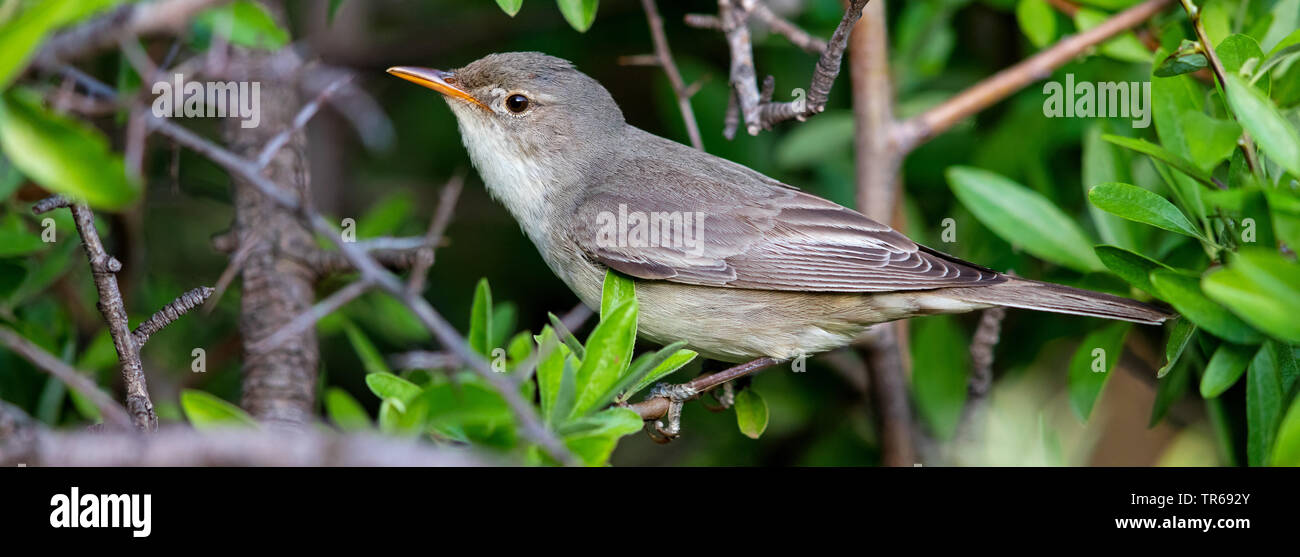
[{"x1": 893, "y1": 0, "x2": 1175, "y2": 154}]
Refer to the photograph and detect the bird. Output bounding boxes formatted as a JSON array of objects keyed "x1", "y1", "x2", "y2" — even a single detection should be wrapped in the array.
[{"x1": 387, "y1": 52, "x2": 1172, "y2": 367}]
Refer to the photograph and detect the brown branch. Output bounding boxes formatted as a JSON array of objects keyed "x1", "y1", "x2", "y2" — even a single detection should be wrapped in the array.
[
  {"x1": 637, "y1": 0, "x2": 704, "y2": 150},
  {"x1": 31, "y1": 200, "x2": 158, "y2": 431},
  {"x1": 1179, "y1": 0, "x2": 1259, "y2": 174},
  {"x1": 254, "y1": 74, "x2": 354, "y2": 170},
  {"x1": 248, "y1": 279, "x2": 373, "y2": 354},
  {"x1": 893, "y1": 0, "x2": 1175, "y2": 154},
  {"x1": 0, "y1": 329, "x2": 133, "y2": 430},
  {"x1": 133, "y1": 286, "x2": 215, "y2": 347},
  {"x1": 748, "y1": 1, "x2": 827, "y2": 54},
  {"x1": 406, "y1": 174, "x2": 464, "y2": 295},
  {"x1": 627, "y1": 357, "x2": 779, "y2": 420}
]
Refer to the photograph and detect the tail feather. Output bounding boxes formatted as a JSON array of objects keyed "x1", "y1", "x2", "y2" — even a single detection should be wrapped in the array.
[{"x1": 947, "y1": 277, "x2": 1173, "y2": 325}]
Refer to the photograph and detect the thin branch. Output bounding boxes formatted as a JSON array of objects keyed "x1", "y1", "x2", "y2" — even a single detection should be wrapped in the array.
[
  {"x1": 35, "y1": 200, "x2": 158, "y2": 431},
  {"x1": 248, "y1": 279, "x2": 373, "y2": 354},
  {"x1": 968, "y1": 307, "x2": 1006, "y2": 400},
  {"x1": 637, "y1": 0, "x2": 704, "y2": 150},
  {"x1": 627, "y1": 357, "x2": 779, "y2": 421},
  {"x1": 748, "y1": 1, "x2": 827, "y2": 54},
  {"x1": 390, "y1": 350, "x2": 460, "y2": 371},
  {"x1": 860, "y1": 327, "x2": 915, "y2": 466},
  {"x1": 407, "y1": 174, "x2": 464, "y2": 295},
  {"x1": 255, "y1": 74, "x2": 353, "y2": 169},
  {"x1": 1179, "y1": 0, "x2": 1259, "y2": 174},
  {"x1": 133, "y1": 286, "x2": 215, "y2": 347},
  {"x1": 0, "y1": 328, "x2": 133, "y2": 430},
  {"x1": 893, "y1": 0, "x2": 1175, "y2": 154}
]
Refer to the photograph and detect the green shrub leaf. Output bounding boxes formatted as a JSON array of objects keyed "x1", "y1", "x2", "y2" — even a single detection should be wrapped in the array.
[
  {"x1": 734, "y1": 388, "x2": 769, "y2": 439},
  {"x1": 1088, "y1": 182, "x2": 1205, "y2": 240},
  {"x1": 180, "y1": 389, "x2": 257, "y2": 430},
  {"x1": 1067, "y1": 322, "x2": 1130, "y2": 422},
  {"x1": 1149, "y1": 269, "x2": 1261, "y2": 344}
]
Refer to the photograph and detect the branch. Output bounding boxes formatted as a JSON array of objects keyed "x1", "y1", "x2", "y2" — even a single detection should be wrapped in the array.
[
  {"x1": 0, "y1": 329, "x2": 133, "y2": 430},
  {"x1": 893, "y1": 0, "x2": 1175, "y2": 154},
  {"x1": 626, "y1": 357, "x2": 779, "y2": 421},
  {"x1": 0, "y1": 408, "x2": 491, "y2": 466},
  {"x1": 32, "y1": 199, "x2": 157, "y2": 431},
  {"x1": 31, "y1": 0, "x2": 229, "y2": 70},
  {"x1": 635, "y1": 0, "x2": 704, "y2": 150},
  {"x1": 133, "y1": 286, "x2": 214, "y2": 347},
  {"x1": 248, "y1": 279, "x2": 372, "y2": 354},
  {"x1": 717, "y1": 0, "x2": 870, "y2": 136},
  {"x1": 143, "y1": 112, "x2": 578, "y2": 466},
  {"x1": 749, "y1": 1, "x2": 827, "y2": 54},
  {"x1": 406, "y1": 175, "x2": 464, "y2": 295}
]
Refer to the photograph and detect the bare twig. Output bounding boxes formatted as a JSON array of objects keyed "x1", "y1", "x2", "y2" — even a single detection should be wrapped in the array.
[
  {"x1": 0, "y1": 329, "x2": 133, "y2": 430},
  {"x1": 35, "y1": 201, "x2": 158, "y2": 431},
  {"x1": 249, "y1": 279, "x2": 373, "y2": 354},
  {"x1": 406, "y1": 175, "x2": 464, "y2": 295},
  {"x1": 390, "y1": 350, "x2": 460, "y2": 371},
  {"x1": 637, "y1": 0, "x2": 704, "y2": 150},
  {"x1": 133, "y1": 286, "x2": 215, "y2": 347},
  {"x1": 1179, "y1": 0, "x2": 1259, "y2": 174},
  {"x1": 559, "y1": 302, "x2": 594, "y2": 334},
  {"x1": 254, "y1": 74, "x2": 354, "y2": 169},
  {"x1": 893, "y1": 0, "x2": 1175, "y2": 154},
  {"x1": 748, "y1": 1, "x2": 827, "y2": 54},
  {"x1": 968, "y1": 307, "x2": 1006, "y2": 400},
  {"x1": 717, "y1": 0, "x2": 870, "y2": 136}
]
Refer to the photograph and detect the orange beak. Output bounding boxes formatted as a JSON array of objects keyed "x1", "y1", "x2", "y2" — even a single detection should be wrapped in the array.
[{"x1": 386, "y1": 66, "x2": 490, "y2": 111}]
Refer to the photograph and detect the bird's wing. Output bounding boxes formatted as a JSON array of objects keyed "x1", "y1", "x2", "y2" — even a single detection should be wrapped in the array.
[{"x1": 569, "y1": 158, "x2": 1004, "y2": 293}]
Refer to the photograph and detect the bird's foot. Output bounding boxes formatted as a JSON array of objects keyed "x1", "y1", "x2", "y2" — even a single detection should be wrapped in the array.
[
  {"x1": 702, "y1": 381, "x2": 735, "y2": 411},
  {"x1": 644, "y1": 382, "x2": 698, "y2": 443}
]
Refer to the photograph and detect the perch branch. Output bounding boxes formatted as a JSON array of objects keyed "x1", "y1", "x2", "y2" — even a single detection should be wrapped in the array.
[{"x1": 627, "y1": 357, "x2": 779, "y2": 421}]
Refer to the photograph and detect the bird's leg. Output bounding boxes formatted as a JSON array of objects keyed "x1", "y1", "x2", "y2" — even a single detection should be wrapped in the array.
[
  {"x1": 704, "y1": 381, "x2": 735, "y2": 411},
  {"x1": 632, "y1": 356, "x2": 781, "y2": 442}
]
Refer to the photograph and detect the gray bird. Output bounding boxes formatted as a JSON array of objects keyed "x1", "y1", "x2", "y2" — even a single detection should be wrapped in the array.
[{"x1": 388, "y1": 52, "x2": 1171, "y2": 365}]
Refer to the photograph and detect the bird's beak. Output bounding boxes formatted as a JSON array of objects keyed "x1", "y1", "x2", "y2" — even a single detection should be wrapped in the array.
[{"x1": 386, "y1": 66, "x2": 490, "y2": 111}]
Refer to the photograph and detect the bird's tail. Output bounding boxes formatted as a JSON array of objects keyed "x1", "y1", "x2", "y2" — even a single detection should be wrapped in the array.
[{"x1": 944, "y1": 277, "x2": 1173, "y2": 325}]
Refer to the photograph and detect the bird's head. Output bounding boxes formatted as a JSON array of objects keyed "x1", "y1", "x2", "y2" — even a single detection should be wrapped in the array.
[{"x1": 387, "y1": 52, "x2": 625, "y2": 172}]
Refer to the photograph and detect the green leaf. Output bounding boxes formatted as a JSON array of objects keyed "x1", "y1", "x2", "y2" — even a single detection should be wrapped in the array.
[
  {"x1": 468, "y1": 278, "x2": 493, "y2": 356},
  {"x1": 546, "y1": 312, "x2": 585, "y2": 360},
  {"x1": 193, "y1": 0, "x2": 289, "y2": 50},
  {"x1": 604, "y1": 341, "x2": 688, "y2": 405},
  {"x1": 556, "y1": 0, "x2": 598, "y2": 32},
  {"x1": 1016, "y1": 0, "x2": 1057, "y2": 48},
  {"x1": 1094, "y1": 244, "x2": 1170, "y2": 295},
  {"x1": 911, "y1": 315, "x2": 969, "y2": 439},
  {"x1": 570, "y1": 299, "x2": 638, "y2": 418},
  {"x1": 1246, "y1": 342, "x2": 1285, "y2": 466},
  {"x1": 623, "y1": 347, "x2": 697, "y2": 401},
  {"x1": 549, "y1": 354, "x2": 578, "y2": 429},
  {"x1": 1200, "y1": 342, "x2": 1253, "y2": 398},
  {"x1": 1150, "y1": 353, "x2": 1192, "y2": 427},
  {"x1": 1068, "y1": 322, "x2": 1131, "y2": 422},
  {"x1": 0, "y1": 90, "x2": 139, "y2": 210},
  {"x1": 947, "y1": 166, "x2": 1103, "y2": 272},
  {"x1": 1271, "y1": 395, "x2": 1300, "y2": 466},
  {"x1": 356, "y1": 190, "x2": 412, "y2": 238},
  {"x1": 1149, "y1": 269, "x2": 1261, "y2": 344},
  {"x1": 0, "y1": 0, "x2": 121, "y2": 89},
  {"x1": 0, "y1": 228, "x2": 45, "y2": 258},
  {"x1": 775, "y1": 111, "x2": 855, "y2": 169},
  {"x1": 342, "y1": 321, "x2": 392, "y2": 375},
  {"x1": 324, "y1": 387, "x2": 371, "y2": 431},
  {"x1": 364, "y1": 372, "x2": 421, "y2": 404},
  {"x1": 1154, "y1": 40, "x2": 1208, "y2": 77},
  {"x1": 1202, "y1": 249, "x2": 1300, "y2": 344},
  {"x1": 561, "y1": 407, "x2": 641, "y2": 466},
  {"x1": 1088, "y1": 183, "x2": 1205, "y2": 240},
  {"x1": 1217, "y1": 34, "x2": 1267, "y2": 94},
  {"x1": 1158, "y1": 318, "x2": 1196, "y2": 378},
  {"x1": 534, "y1": 326, "x2": 570, "y2": 422},
  {"x1": 1224, "y1": 73, "x2": 1300, "y2": 178},
  {"x1": 1074, "y1": 7, "x2": 1151, "y2": 63},
  {"x1": 734, "y1": 388, "x2": 769, "y2": 439},
  {"x1": 180, "y1": 389, "x2": 257, "y2": 430},
  {"x1": 600, "y1": 269, "x2": 635, "y2": 321},
  {"x1": 1101, "y1": 134, "x2": 1217, "y2": 189},
  {"x1": 496, "y1": 0, "x2": 523, "y2": 17},
  {"x1": 1180, "y1": 111, "x2": 1242, "y2": 171},
  {"x1": 1082, "y1": 124, "x2": 1139, "y2": 250}
]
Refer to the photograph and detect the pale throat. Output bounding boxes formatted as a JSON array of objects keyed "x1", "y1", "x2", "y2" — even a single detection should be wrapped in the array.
[{"x1": 454, "y1": 110, "x2": 555, "y2": 245}]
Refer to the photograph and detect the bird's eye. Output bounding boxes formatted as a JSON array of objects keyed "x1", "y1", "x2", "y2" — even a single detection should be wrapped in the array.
[{"x1": 505, "y1": 94, "x2": 530, "y2": 113}]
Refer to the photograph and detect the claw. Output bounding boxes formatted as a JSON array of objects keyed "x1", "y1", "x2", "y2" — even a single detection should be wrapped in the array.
[
  {"x1": 702, "y1": 381, "x2": 735, "y2": 411},
  {"x1": 644, "y1": 382, "x2": 698, "y2": 442}
]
